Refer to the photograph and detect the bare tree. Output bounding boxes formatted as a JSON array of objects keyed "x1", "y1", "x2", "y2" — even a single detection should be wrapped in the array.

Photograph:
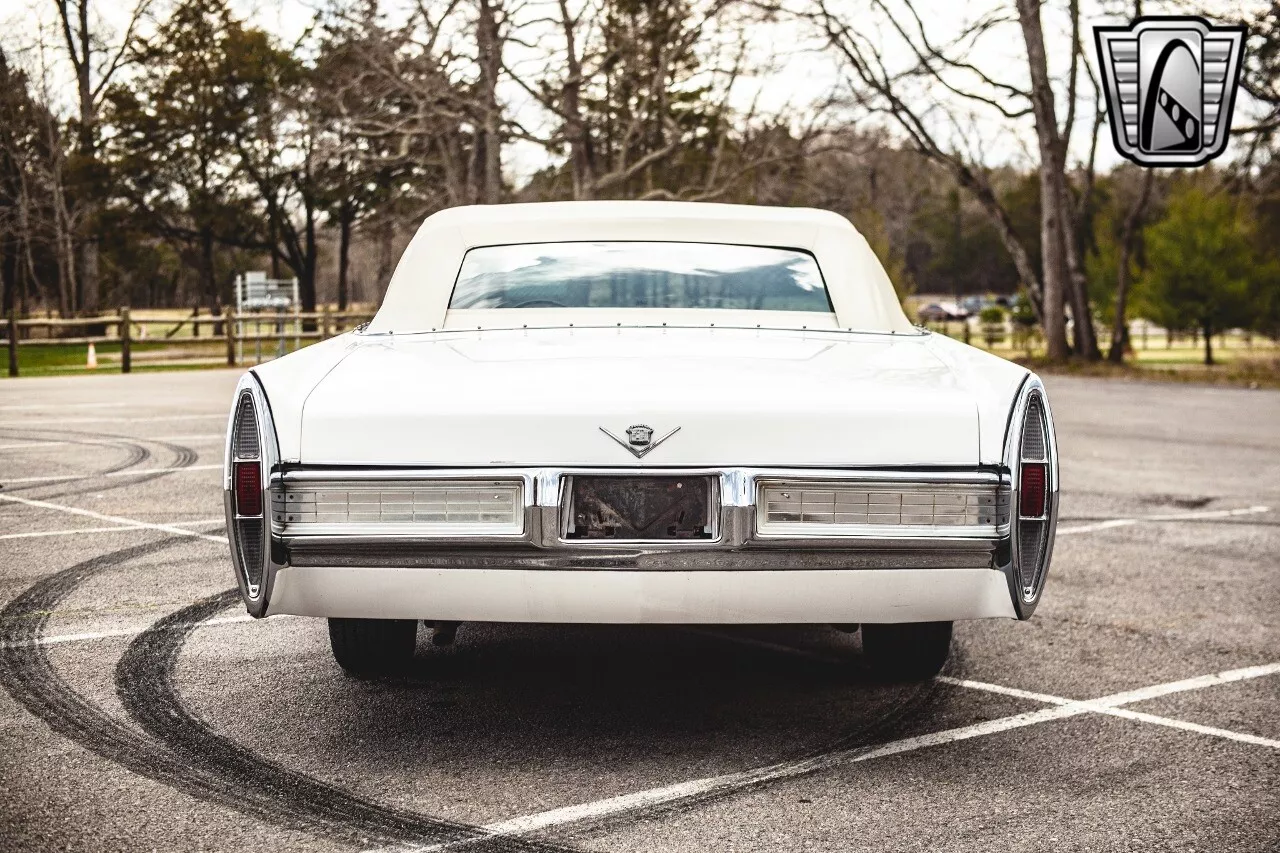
[
  {"x1": 801, "y1": 0, "x2": 1109, "y2": 360},
  {"x1": 804, "y1": 1, "x2": 1045, "y2": 319},
  {"x1": 1097, "y1": 0, "x2": 1157, "y2": 363},
  {"x1": 503, "y1": 0, "x2": 826, "y2": 201},
  {"x1": 51, "y1": 0, "x2": 150, "y2": 313},
  {"x1": 1108, "y1": 168, "x2": 1155, "y2": 362},
  {"x1": 472, "y1": 0, "x2": 506, "y2": 203},
  {"x1": 316, "y1": 0, "x2": 491, "y2": 211}
]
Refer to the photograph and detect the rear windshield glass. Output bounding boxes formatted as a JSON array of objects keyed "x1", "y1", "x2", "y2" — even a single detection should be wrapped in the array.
[{"x1": 449, "y1": 242, "x2": 832, "y2": 312}]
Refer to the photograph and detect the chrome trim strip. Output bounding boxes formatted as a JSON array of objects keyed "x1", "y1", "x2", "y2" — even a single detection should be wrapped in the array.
[
  {"x1": 223, "y1": 372, "x2": 283, "y2": 618},
  {"x1": 357, "y1": 323, "x2": 931, "y2": 339},
  {"x1": 286, "y1": 544, "x2": 995, "y2": 572},
  {"x1": 273, "y1": 467, "x2": 1009, "y2": 557},
  {"x1": 999, "y1": 374, "x2": 1060, "y2": 619}
]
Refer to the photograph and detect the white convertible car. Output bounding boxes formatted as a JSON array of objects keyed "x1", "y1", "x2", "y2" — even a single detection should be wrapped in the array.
[{"x1": 224, "y1": 202, "x2": 1058, "y2": 680}]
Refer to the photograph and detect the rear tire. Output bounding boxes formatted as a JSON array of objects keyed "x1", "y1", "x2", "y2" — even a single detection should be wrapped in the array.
[
  {"x1": 327, "y1": 618, "x2": 417, "y2": 678},
  {"x1": 861, "y1": 621, "x2": 953, "y2": 681}
]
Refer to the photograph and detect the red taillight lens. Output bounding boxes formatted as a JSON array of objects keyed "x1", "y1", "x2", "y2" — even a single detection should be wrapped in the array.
[
  {"x1": 1019, "y1": 462, "x2": 1047, "y2": 518},
  {"x1": 234, "y1": 461, "x2": 262, "y2": 516}
]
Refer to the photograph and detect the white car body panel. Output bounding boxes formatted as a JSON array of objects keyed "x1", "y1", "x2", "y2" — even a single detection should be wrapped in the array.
[
  {"x1": 254, "y1": 324, "x2": 1030, "y2": 468},
  {"x1": 294, "y1": 328, "x2": 981, "y2": 467},
  {"x1": 267, "y1": 567, "x2": 1017, "y2": 623},
  {"x1": 231, "y1": 201, "x2": 1060, "y2": 631}
]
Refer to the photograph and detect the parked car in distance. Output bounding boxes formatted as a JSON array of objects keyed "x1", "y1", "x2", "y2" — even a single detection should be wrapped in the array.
[
  {"x1": 916, "y1": 301, "x2": 967, "y2": 323},
  {"x1": 224, "y1": 201, "x2": 1059, "y2": 681}
]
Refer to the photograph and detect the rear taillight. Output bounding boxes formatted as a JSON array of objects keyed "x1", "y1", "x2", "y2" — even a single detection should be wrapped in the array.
[
  {"x1": 1014, "y1": 391, "x2": 1052, "y2": 600},
  {"x1": 234, "y1": 461, "x2": 262, "y2": 516},
  {"x1": 228, "y1": 391, "x2": 266, "y2": 597},
  {"x1": 1019, "y1": 462, "x2": 1046, "y2": 518}
]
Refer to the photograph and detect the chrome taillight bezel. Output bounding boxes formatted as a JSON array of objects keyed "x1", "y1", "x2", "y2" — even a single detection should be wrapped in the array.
[
  {"x1": 223, "y1": 373, "x2": 281, "y2": 617},
  {"x1": 1002, "y1": 375, "x2": 1059, "y2": 617}
]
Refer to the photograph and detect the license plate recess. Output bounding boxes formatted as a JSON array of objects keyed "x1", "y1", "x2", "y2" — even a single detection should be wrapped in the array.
[{"x1": 563, "y1": 476, "x2": 716, "y2": 540}]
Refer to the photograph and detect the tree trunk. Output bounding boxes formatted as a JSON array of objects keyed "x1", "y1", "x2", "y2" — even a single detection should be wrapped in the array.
[
  {"x1": 474, "y1": 0, "x2": 504, "y2": 204},
  {"x1": 558, "y1": 0, "x2": 594, "y2": 199},
  {"x1": 1015, "y1": 0, "x2": 1069, "y2": 360},
  {"x1": 1109, "y1": 170, "x2": 1155, "y2": 363},
  {"x1": 374, "y1": 218, "x2": 395, "y2": 300},
  {"x1": 1, "y1": 238, "x2": 16, "y2": 315},
  {"x1": 1203, "y1": 319, "x2": 1213, "y2": 366},
  {"x1": 338, "y1": 210, "x2": 352, "y2": 311},
  {"x1": 299, "y1": 198, "x2": 318, "y2": 324},
  {"x1": 200, "y1": 227, "x2": 216, "y2": 310},
  {"x1": 949, "y1": 162, "x2": 1045, "y2": 323},
  {"x1": 270, "y1": 216, "x2": 281, "y2": 279},
  {"x1": 1061, "y1": 198, "x2": 1099, "y2": 359},
  {"x1": 74, "y1": 3, "x2": 100, "y2": 315}
]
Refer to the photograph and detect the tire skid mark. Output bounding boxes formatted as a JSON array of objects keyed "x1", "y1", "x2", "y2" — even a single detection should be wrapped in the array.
[
  {"x1": 0, "y1": 428, "x2": 150, "y2": 495},
  {"x1": 0, "y1": 427, "x2": 198, "y2": 501},
  {"x1": 0, "y1": 541, "x2": 574, "y2": 852},
  {"x1": 2, "y1": 519, "x2": 947, "y2": 853},
  {"x1": 116, "y1": 591, "x2": 578, "y2": 852},
  {"x1": 123, "y1": 600, "x2": 946, "y2": 853},
  {"x1": 534, "y1": 658, "x2": 948, "y2": 846}
]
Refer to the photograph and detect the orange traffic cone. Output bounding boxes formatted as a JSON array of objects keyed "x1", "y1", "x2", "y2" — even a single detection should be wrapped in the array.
[{"x1": 86, "y1": 342, "x2": 98, "y2": 369}]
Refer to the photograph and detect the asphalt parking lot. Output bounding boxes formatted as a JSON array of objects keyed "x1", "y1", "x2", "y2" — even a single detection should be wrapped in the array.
[{"x1": 0, "y1": 369, "x2": 1276, "y2": 852}]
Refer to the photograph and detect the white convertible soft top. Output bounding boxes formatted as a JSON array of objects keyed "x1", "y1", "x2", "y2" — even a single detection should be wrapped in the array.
[{"x1": 367, "y1": 201, "x2": 915, "y2": 334}]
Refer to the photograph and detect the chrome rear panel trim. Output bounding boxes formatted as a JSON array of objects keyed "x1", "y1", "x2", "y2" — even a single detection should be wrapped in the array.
[
  {"x1": 286, "y1": 545, "x2": 994, "y2": 571},
  {"x1": 274, "y1": 466, "x2": 1009, "y2": 555}
]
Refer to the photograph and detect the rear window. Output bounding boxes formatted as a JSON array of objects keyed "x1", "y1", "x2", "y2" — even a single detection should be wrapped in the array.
[{"x1": 449, "y1": 242, "x2": 832, "y2": 312}]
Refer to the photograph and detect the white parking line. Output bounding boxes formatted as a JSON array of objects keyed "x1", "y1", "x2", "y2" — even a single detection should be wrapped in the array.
[
  {"x1": 1057, "y1": 505, "x2": 1270, "y2": 535},
  {"x1": 3, "y1": 464, "x2": 221, "y2": 484},
  {"x1": 0, "y1": 414, "x2": 225, "y2": 427},
  {"x1": 1098, "y1": 705, "x2": 1280, "y2": 749},
  {"x1": 0, "y1": 402, "x2": 134, "y2": 412},
  {"x1": 938, "y1": 672, "x2": 1280, "y2": 749},
  {"x1": 0, "y1": 614, "x2": 260, "y2": 650},
  {"x1": 375, "y1": 661, "x2": 1280, "y2": 853},
  {"x1": 0, "y1": 432, "x2": 225, "y2": 451},
  {"x1": 0, "y1": 494, "x2": 227, "y2": 544},
  {"x1": 0, "y1": 518, "x2": 225, "y2": 542}
]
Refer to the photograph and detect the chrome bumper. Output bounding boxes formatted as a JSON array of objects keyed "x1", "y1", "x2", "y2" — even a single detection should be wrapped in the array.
[
  {"x1": 272, "y1": 466, "x2": 1009, "y2": 549},
  {"x1": 244, "y1": 465, "x2": 1044, "y2": 621}
]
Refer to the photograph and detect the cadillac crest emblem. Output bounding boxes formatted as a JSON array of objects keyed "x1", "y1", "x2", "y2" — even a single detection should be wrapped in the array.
[{"x1": 600, "y1": 424, "x2": 681, "y2": 459}]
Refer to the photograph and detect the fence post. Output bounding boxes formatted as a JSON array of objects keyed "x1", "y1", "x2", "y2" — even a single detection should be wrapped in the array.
[
  {"x1": 119, "y1": 307, "x2": 132, "y2": 374},
  {"x1": 225, "y1": 311, "x2": 237, "y2": 367},
  {"x1": 6, "y1": 311, "x2": 17, "y2": 378},
  {"x1": 321, "y1": 304, "x2": 331, "y2": 340}
]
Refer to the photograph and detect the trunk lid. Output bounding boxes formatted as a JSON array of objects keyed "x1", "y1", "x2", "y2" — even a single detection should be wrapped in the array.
[{"x1": 298, "y1": 327, "x2": 979, "y2": 466}]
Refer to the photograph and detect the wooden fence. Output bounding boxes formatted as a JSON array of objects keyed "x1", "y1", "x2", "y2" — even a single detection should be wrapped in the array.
[
  {"x1": 3, "y1": 308, "x2": 374, "y2": 377},
  {"x1": 921, "y1": 318, "x2": 1273, "y2": 354}
]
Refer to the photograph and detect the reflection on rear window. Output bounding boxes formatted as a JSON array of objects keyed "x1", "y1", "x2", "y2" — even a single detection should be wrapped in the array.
[{"x1": 449, "y1": 242, "x2": 832, "y2": 312}]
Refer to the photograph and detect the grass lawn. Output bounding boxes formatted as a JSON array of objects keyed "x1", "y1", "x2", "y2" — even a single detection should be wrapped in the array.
[
  {"x1": 9, "y1": 341, "x2": 225, "y2": 376},
  {"x1": 5, "y1": 317, "x2": 1280, "y2": 387}
]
